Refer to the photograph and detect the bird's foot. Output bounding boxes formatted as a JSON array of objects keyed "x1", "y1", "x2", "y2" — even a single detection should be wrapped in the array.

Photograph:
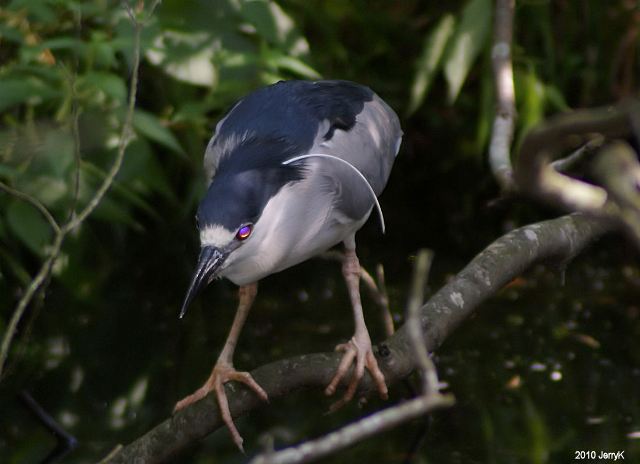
[
  {"x1": 324, "y1": 332, "x2": 388, "y2": 412},
  {"x1": 173, "y1": 363, "x2": 268, "y2": 452}
]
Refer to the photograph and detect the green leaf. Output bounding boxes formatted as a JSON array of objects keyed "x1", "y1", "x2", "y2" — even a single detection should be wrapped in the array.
[
  {"x1": 79, "y1": 72, "x2": 127, "y2": 102},
  {"x1": 407, "y1": 14, "x2": 456, "y2": 116},
  {"x1": 518, "y1": 68, "x2": 545, "y2": 132},
  {"x1": 81, "y1": 160, "x2": 159, "y2": 219},
  {"x1": 120, "y1": 139, "x2": 175, "y2": 200},
  {"x1": 8, "y1": 0, "x2": 56, "y2": 22},
  {"x1": 0, "y1": 23, "x2": 24, "y2": 44},
  {"x1": 37, "y1": 36, "x2": 85, "y2": 51},
  {"x1": 0, "y1": 164, "x2": 19, "y2": 179},
  {"x1": 144, "y1": 30, "x2": 218, "y2": 87},
  {"x1": 239, "y1": 0, "x2": 309, "y2": 57},
  {"x1": 544, "y1": 84, "x2": 570, "y2": 112},
  {"x1": 106, "y1": 138, "x2": 175, "y2": 201},
  {"x1": 90, "y1": 195, "x2": 139, "y2": 228},
  {"x1": 20, "y1": 37, "x2": 86, "y2": 64},
  {"x1": 5, "y1": 200, "x2": 53, "y2": 256},
  {"x1": 0, "y1": 78, "x2": 59, "y2": 112},
  {"x1": 19, "y1": 176, "x2": 68, "y2": 208},
  {"x1": 268, "y1": 54, "x2": 321, "y2": 79},
  {"x1": 475, "y1": 54, "x2": 494, "y2": 153},
  {"x1": 133, "y1": 110, "x2": 185, "y2": 156},
  {"x1": 443, "y1": 0, "x2": 492, "y2": 103},
  {"x1": 171, "y1": 101, "x2": 211, "y2": 125},
  {"x1": 89, "y1": 31, "x2": 117, "y2": 69},
  {"x1": 241, "y1": 0, "x2": 294, "y2": 45}
]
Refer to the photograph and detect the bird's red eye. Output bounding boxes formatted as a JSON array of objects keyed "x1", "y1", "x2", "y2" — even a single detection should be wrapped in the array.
[{"x1": 236, "y1": 224, "x2": 252, "y2": 240}]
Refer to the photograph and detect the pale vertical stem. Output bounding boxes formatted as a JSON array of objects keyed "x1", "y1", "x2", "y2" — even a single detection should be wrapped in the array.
[{"x1": 489, "y1": 0, "x2": 516, "y2": 189}]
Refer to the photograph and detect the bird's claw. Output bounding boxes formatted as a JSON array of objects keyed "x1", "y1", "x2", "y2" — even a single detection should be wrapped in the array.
[
  {"x1": 324, "y1": 335, "x2": 388, "y2": 411},
  {"x1": 174, "y1": 363, "x2": 268, "y2": 452}
]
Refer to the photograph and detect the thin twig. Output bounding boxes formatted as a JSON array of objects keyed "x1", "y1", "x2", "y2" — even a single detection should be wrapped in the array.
[
  {"x1": 320, "y1": 251, "x2": 395, "y2": 336},
  {"x1": 19, "y1": 390, "x2": 78, "y2": 462},
  {"x1": 361, "y1": 266, "x2": 395, "y2": 336},
  {"x1": 123, "y1": 0, "x2": 137, "y2": 22},
  {"x1": 65, "y1": 17, "x2": 142, "y2": 231},
  {"x1": 98, "y1": 445, "x2": 124, "y2": 464},
  {"x1": 0, "y1": 233, "x2": 64, "y2": 379},
  {"x1": 406, "y1": 250, "x2": 437, "y2": 394},
  {"x1": 0, "y1": 181, "x2": 60, "y2": 234},
  {"x1": 69, "y1": 82, "x2": 82, "y2": 220},
  {"x1": 375, "y1": 264, "x2": 394, "y2": 336},
  {"x1": 488, "y1": 0, "x2": 516, "y2": 190},
  {"x1": 550, "y1": 136, "x2": 604, "y2": 173},
  {"x1": 248, "y1": 394, "x2": 453, "y2": 464},
  {"x1": 58, "y1": 62, "x2": 83, "y2": 222}
]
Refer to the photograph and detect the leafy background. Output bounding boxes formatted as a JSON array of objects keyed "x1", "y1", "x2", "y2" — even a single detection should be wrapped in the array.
[{"x1": 1, "y1": 1, "x2": 639, "y2": 463}]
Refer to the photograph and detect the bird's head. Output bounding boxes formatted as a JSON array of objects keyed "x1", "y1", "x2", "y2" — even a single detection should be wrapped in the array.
[
  {"x1": 179, "y1": 150, "x2": 305, "y2": 318},
  {"x1": 179, "y1": 224, "x2": 256, "y2": 319},
  {"x1": 179, "y1": 169, "x2": 263, "y2": 318}
]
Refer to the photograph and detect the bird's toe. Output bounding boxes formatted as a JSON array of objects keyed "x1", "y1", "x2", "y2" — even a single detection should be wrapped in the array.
[
  {"x1": 365, "y1": 350, "x2": 388, "y2": 400},
  {"x1": 325, "y1": 336, "x2": 388, "y2": 409},
  {"x1": 174, "y1": 364, "x2": 268, "y2": 452},
  {"x1": 213, "y1": 377, "x2": 245, "y2": 452},
  {"x1": 227, "y1": 370, "x2": 269, "y2": 402},
  {"x1": 325, "y1": 343, "x2": 357, "y2": 396},
  {"x1": 173, "y1": 384, "x2": 211, "y2": 413}
]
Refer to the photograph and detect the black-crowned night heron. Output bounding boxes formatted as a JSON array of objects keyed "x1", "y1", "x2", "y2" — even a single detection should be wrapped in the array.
[{"x1": 175, "y1": 80, "x2": 402, "y2": 450}]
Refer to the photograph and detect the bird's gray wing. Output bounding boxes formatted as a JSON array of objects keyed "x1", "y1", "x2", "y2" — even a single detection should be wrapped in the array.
[{"x1": 307, "y1": 94, "x2": 402, "y2": 223}]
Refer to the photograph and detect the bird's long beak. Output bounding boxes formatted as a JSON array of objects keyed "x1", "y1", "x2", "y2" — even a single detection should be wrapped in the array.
[{"x1": 179, "y1": 246, "x2": 227, "y2": 319}]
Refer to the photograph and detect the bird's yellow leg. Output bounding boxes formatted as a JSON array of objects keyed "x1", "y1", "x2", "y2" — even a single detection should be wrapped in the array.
[
  {"x1": 174, "y1": 283, "x2": 267, "y2": 452},
  {"x1": 325, "y1": 247, "x2": 388, "y2": 410}
]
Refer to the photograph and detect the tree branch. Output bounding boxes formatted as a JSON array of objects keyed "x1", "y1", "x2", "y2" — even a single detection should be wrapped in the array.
[
  {"x1": 405, "y1": 250, "x2": 438, "y2": 394},
  {"x1": 248, "y1": 393, "x2": 453, "y2": 464},
  {"x1": 105, "y1": 213, "x2": 611, "y2": 464},
  {"x1": 590, "y1": 140, "x2": 640, "y2": 247},
  {"x1": 514, "y1": 100, "x2": 640, "y2": 247},
  {"x1": 515, "y1": 100, "x2": 638, "y2": 212}
]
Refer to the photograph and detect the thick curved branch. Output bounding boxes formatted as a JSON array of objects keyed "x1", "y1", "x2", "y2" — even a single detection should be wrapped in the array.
[
  {"x1": 591, "y1": 140, "x2": 640, "y2": 247},
  {"x1": 515, "y1": 100, "x2": 640, "y2": 247},
  {"x1": 515, "y1": 100, "x2": 638, "y2": 212},
  {"x1": 106, "y1": 213, "x2": 611, "y2": 464}
]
